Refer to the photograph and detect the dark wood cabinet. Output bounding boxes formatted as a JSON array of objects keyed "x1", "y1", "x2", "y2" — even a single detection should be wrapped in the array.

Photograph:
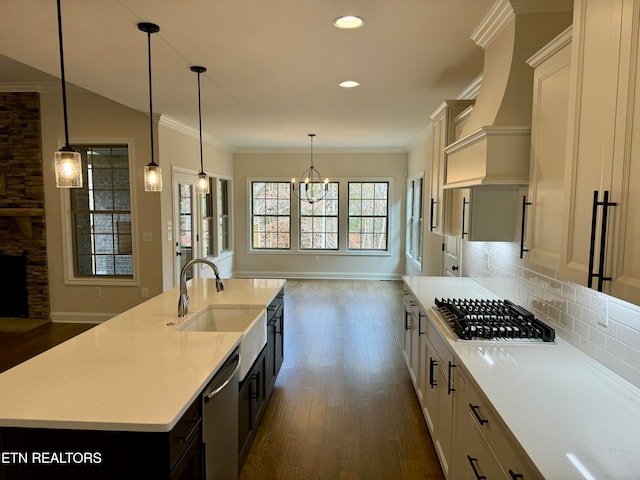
[
  {"x1": 238, "y1": 288, "x2": 285, "y2": 468},
  {"x1": 0, "y1": 397, "x2": 203, "y2": 480},
  {"x1": 266, "y1": 288, "x2": 284, "y2": 399}
]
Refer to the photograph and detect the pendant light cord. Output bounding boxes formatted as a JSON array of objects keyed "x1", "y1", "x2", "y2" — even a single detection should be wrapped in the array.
[
  {"x1": 145, "y1": 30, "x2": 156, "y2": 166},
  {"x1": 197, "y1": 70, "x2": 204, "y2": 173},
  {"x1": 56, "y1": 0, "x2": 70, "y2": 149}
]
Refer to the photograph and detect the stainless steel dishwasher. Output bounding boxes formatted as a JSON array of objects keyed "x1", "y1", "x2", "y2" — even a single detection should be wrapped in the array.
[{"x1": 202, "y1": 348, "x2": 240, "y2": 480}]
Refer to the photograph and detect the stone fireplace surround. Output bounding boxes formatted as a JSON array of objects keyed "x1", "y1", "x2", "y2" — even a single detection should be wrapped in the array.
[{"x1": 0, "y1": 92, "x2": 50, "y2": 322}]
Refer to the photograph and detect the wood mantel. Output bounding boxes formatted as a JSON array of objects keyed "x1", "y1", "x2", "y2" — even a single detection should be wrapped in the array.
[{"x1": 0, "y1": 208, "x2": 45, "y2": 238}]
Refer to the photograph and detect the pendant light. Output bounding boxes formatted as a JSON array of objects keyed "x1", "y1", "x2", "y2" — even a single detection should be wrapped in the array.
[
  {"x1": 291, "y1": 134, "x2": 329, "y2": 204},
  {"x1": 54, "y1": 0, "x2": 82, "y2": 188},
  {"x1": 191, "y1": 66, "x2": 209, "y2": 195},
  {"x1": 138, "y1": 22, "x2": 162, "y2": 192}
]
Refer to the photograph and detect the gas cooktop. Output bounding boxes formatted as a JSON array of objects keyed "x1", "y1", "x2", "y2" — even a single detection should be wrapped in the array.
[{"x1": 434, "y1": 298, "x2": 556, "y2": 342}]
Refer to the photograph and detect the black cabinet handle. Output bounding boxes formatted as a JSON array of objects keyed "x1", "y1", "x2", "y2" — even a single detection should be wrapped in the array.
[
  {"x1": 429, "y1": 358, "x2": 438, "y2": 388},
  {"x1": 597, "y1": 190, "x2": 616, "y2": 291},
  {"x1": 429, "y1": 198, "x2": 436, "y2": 231},
  {"x1": 452, "y1": 265, "x2": 459, "y2": 271},
  {"x1": 462, "y1": 197, "x2": 469, "y2": 239},
  {"x1": 418, "y1": 312, "x2": 424, "y2": 336},
  {"x1": 587, "y1": 190, "x2": 599, "y2": 288},
  {"x1": 404, "y1": 311, "x2": 411, "y2": 331},
  {"x1": 447, "y1": 361, "x2": 456, "y2": 394},
  {"x1": 179, "y1": 417, "x2": 202, "y2": 445},
  {"x1": 467, "y1": 455, "x2": 487, "y2": 480},
  {"x1": 509, "y1": 470, "x2": 524, "y2": 479},
  {"x1": 587, "y1": 190, "x2": 617, "y2": 291},
  {"x1": 469, "y1": 403, "x2": 488, "y2": 425},
  {"x1": 250, "y1": 373, "x2": 260, "y2": 400},
  {"x1": 520, "y1": 195, "x2": 532, "y2": 258}
]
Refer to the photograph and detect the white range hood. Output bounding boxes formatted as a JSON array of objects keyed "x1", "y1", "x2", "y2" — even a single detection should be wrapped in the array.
[{"x1": 443, "y1": 0, "x2": 572, "y2": 188}]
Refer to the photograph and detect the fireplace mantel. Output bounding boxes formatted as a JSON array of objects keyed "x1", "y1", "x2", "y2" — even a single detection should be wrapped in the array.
[{"x1": 0, "y1": 208, "x2": 45, "y2": 238}]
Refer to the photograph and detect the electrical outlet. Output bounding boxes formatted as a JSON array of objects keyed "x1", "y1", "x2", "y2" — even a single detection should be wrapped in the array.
[
  {"x1": 94, "y1": 287, "x2": 102, "y2": 297},
  {"x1": 141, "y1": 287, "x2": 149, "y2": 298}
]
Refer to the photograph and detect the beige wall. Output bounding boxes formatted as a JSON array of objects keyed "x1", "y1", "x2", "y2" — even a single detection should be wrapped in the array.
[
  {"x1": 40, "y1": 87, "x2": 163, "y2": 321},
  {"x1": 158, "y1": 123, "x2": 234, "y2": 290},
  {"x1": 233, "y1": 151, "x2": 407, "y2": 279}
]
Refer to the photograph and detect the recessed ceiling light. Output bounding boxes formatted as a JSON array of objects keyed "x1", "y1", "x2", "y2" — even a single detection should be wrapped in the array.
[
  {"x1": 333, "y1": 15, "x2": 365, "y2": 29},
  {"x1": 339, "y1": 80, "x2": 360, "y2": 88}
]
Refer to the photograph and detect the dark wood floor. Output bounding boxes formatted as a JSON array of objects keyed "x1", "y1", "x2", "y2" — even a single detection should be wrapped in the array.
[
  {"x1": 240, "y1": 279, "x2": 443, "y2": 480},
  {"x1": 0, "y1": 280, "x2": 443, "y2": 479},
  {"x1": 0, "y1": 322, "x2": 96, "y2": 373}
]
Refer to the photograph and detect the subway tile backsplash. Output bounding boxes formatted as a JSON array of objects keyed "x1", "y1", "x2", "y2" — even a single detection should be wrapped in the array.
[{"x1": 463, "y1": 241, "x2": 640, "y2": 389}]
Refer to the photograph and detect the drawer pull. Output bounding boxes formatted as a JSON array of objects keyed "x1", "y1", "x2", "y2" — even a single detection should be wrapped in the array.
[
  {"x1": 469, "y1": 404, "x2": 488, "y2": 425},
  {"x1": 467, "y1": 455, "x2": 487, "y2": 480},
  {"x1": 509, "y1": 470, "x2": 524, "y2": 479},
  {"x1": 447, "y1": 361, "x2": 456, "y2": 394},
  {"x1": 179, "y1": 417, "x2": 202, "y2": 445},
  {"x1": 429, "y1": 358, "x2": 438, "y2": 388}
]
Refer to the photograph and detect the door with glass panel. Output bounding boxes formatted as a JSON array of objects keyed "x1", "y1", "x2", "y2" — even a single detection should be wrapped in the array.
[{"x1": 173, "y1": 173, "x2": 198, "y2": 286}]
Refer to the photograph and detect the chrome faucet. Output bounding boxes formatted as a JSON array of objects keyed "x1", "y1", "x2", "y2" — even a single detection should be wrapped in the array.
[{"x1": 178, "y1": 258, "x2": 224, "y2": 317}]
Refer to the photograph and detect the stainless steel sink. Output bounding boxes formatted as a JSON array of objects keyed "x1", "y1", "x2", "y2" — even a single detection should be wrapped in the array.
[{"x1": 178, "y1": 306, "x2": 266, "y2": 380}]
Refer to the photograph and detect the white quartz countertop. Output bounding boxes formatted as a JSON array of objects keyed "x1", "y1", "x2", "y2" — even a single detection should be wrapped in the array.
[
  {"x1": 403, "y1": 276, "x2": 640, "y2": 480},
  {"x1": 0, "y1": 278, "x2": 285, "y2": 433}
]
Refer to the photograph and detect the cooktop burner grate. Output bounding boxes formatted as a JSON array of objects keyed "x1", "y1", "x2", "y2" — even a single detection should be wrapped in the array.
[{"x1": 434, "y1": 298, "x2": 555, "y2": 342}]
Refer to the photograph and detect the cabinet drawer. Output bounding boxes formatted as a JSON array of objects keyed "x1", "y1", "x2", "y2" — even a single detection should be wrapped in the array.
[
  {"x1": 267, "y1": 288, "x2": 284, "y2": 323},
  {"x1": 468, "y1": 383, "x2": 541, "y2": 479},
  {"x1": 169, "y1": 397, "x2": 202, "y2": 470},
  {"x1": 464, "y1": 413, "x2": 506, "y2": 480}
]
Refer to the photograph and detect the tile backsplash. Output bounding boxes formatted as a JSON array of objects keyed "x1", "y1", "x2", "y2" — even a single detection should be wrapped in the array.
[{"x1": 463, "y1": 241, "x2": 640, "y2": 389}]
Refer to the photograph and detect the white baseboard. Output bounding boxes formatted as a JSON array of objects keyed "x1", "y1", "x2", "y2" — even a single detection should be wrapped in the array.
[{"x1": 233, "y1": 271, "x2": 402, "y2": 281}]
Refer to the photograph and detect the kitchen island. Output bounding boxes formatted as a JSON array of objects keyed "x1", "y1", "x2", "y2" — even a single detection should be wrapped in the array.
[
  {"x1": 403, "y1": 276, "x2": 640, "y2": 480},
  {"x1": 0, "y1": 278, "x2": 285, "y2": 479}
]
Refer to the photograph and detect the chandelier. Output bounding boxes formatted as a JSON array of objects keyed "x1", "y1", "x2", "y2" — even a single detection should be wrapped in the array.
[{"x1": 291, "y1": 134, "x2": 328, "y2": 204}]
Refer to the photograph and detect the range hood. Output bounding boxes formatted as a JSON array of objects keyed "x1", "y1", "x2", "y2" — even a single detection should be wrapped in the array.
[{"x1": 443, "y1": 0, "x2": 572, "y2": 189}]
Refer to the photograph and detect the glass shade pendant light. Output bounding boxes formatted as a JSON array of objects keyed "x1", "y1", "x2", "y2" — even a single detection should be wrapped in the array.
[
  {"x1": 54, "y1": 0, "x2": 82, "y2": 188},
  {"x1": 191, "y1": 66, "x2": 209, "y2": 195},
  {"x1": 291, "y1": 134, "x2": 329, "y2": 204},
  {"x1": 138, "y1": 22, "x2": 162, "y2": 192}
]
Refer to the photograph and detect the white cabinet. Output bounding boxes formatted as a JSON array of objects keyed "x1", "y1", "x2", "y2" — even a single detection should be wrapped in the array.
[
  {"x1": 421, "y1": 311, "x2": 457, "y2": 479},
  {"x1": 448, "y1": 187, "x2": 519, "y2": 242},
  {"x1": 453, "y1": 365, "x2": 542, "y2": 480},
  {"x1": 560, "y1": 0, "x2": 640, "y2": 304},
  {"x1": 403, "y1": 289, "x2": 425, "y2": 401},
  {"x1": 430, "y1": 100, "x2": 475, "y2": 235},
  {"x1": 523, "y1": 28, "x2": 572, "y2": 270}
]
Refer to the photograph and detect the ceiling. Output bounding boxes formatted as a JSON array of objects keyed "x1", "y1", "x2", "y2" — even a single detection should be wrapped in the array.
[{"x1": 0, "y1": 0, "x2": 494, "y2": 151}]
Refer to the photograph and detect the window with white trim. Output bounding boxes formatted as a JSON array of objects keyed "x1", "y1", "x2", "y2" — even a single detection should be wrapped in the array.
[
  {"x1": 407, "y1": 175, "x2": 424, "y2": 265},
  {"x1": 69, "y1": 144, "x2": 133, "y2": 277},
  {"x1": 348, "y1": 181, "x2": 389, "y2": 251},
  {"x1": 251, "y1": 181, "x2": 291, "y2": 249},
  {"x1": 299, "y1": 182, "x2": 339, "y2": 249}
]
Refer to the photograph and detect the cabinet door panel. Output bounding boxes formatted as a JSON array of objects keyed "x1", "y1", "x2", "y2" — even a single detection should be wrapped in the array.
[
  {"x1": 560, "y1": 0, "x2": 626, "y2": 286},
  {"x1": 527, "y1": 41, "x2": 571, "y2": 269}
]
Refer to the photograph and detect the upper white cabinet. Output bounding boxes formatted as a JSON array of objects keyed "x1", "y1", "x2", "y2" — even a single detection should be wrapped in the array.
[
  {"x1": 522, "y1": 28, "x2": 572, "y2": 269},
  {"x1": 429, "y1": 100, "x2": 475, "y2": 235},
  {"x1": 560, "y1": 0, "x2": 640, "y2": 304}
]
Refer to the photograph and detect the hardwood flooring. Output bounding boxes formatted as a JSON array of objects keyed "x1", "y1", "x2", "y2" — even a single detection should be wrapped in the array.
[
  {"x1": 0, "y1": 322, "x2": 95, "y2": 373},
  {"x1": 240, "y1": 279, "x2": 443, "y2": 480}
]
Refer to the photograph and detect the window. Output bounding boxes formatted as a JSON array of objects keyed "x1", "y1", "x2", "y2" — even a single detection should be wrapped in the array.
[
  {"x1": 251, "y1": 181, "x2": 291, "y2": 249},
  {"x1": 348, "y1": 182, "x2": 389, "y2": 250},
  {"x1": 299, "y1": 182, "x2": 339, "y2": 249},
  {"x1": 407, "y1": 175, "x2": 424, "y2": 264},
  {"x1": 70, "y1": 145, "x2": 132, "y2": 277},
  {"x1": 218, "y1": 179, "x2": 230, "y2": 253}
]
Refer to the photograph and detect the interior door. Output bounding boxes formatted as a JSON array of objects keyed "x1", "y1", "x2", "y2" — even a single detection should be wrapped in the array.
[
  {"x1": 444, "y1": 235, "x2": 461, "y2": 277},
  {"x1": 173, "y1": 173, "x2": 198, "y2": 286}
]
